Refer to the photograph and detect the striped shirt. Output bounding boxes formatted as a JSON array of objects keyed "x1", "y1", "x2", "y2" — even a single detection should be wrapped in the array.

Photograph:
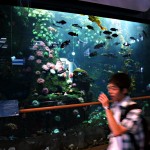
[{"x1": 107, "y1": 96, "x2": 145, "y2": 150}]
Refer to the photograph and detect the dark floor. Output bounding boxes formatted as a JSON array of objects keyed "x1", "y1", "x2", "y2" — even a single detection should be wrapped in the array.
[{"x1": 84, "y1": 144, "x2": 108, "y2": 150}]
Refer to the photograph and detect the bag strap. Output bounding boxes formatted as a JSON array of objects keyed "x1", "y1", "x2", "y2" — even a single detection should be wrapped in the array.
[
  {"x1": 120, "y1": 103, "x2": 141, "y2": 150},
  {"x1": 120, "y1": 103, "x2": 140, "y2": 121}
]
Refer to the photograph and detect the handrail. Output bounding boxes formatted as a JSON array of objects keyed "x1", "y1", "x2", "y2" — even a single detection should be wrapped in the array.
[{"x1": 19, "y1": 95, "x2": 150, "y2": 113}]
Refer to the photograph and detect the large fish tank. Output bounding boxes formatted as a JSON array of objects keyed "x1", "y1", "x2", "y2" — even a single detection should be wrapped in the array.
[{"x1": 0, "y1": 4, "x2": 150, "y2": 150}]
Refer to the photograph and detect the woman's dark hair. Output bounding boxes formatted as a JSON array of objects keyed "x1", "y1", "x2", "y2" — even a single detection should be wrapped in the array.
[{"x1": 108, "y1": 73, "x2": 131, "y2": 90}]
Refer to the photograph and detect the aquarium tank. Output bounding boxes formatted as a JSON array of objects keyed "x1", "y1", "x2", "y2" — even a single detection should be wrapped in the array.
[{"x1": 0, "y1": 4, "x2": 150, "y2": 150}]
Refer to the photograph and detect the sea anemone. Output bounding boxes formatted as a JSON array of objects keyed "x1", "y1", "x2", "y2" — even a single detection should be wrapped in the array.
[
  {"x1": 37, "y1": 78, "x2": 45, "y2": 84},
  {"x1": 42, "y1": 87, "x2": 49, "y2": 95},
  {"x1": 42, "y1": 64, "x2": 49, "y2": 71},
  {"x1": 36, "y1": 59, "x2": 42, "y2": 64},
  {"x1": 36, "y1": 50, "x2": 43, "y2": 57},
  {"x1": 35, "y1": 70, "x2": 41, "y2": 75}
]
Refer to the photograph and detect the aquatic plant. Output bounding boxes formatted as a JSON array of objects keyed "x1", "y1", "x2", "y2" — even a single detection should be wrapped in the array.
[{"x1": 81, "y1": 107, "x2": 107, "y2": 127}]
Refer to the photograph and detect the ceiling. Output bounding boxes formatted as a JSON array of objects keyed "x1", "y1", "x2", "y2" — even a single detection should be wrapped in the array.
[
  {"x1": 80, "y1": 0, "x2": 150, "y2": 12},
  {"x1": 0, "y1": 0, "x2": 150, "y2": 23}
]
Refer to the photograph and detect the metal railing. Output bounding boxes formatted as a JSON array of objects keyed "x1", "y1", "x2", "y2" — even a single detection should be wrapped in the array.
[{"x1": 19, "y1": 96, "x2": 150, "y2": 113}]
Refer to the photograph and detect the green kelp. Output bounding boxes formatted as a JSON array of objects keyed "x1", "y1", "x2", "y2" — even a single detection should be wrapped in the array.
[{"x1": 88, "y1": 15, "x2": 107, "y2": 30}]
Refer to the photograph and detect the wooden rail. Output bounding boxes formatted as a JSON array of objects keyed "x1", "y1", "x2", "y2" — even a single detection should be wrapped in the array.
[{"x1": 19, "y1": 95, "x2": 150, "y2": 113}]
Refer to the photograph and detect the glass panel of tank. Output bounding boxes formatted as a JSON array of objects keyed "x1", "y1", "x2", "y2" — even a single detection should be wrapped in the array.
[{"x1": 0, "y1": 5, "x2": 150, "y2": 150}]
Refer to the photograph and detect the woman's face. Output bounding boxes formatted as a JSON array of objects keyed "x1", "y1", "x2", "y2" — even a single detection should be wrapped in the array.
[{"x1": 107, "y1": 83, "x2": 127, "y2": 102}]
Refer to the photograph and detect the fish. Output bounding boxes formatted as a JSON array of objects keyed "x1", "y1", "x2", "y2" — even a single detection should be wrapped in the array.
[
  {"x1": 68, "y1": 32, "x2": 78, "y2": 36},
  {"x1": 29, "y1": 41, "x2": 46, "y2": 50},
  {"x1": 89, "y1": 51, "x2": 98, "y2": 57},
  {"x1": 127, "y1": 69, "x2": 135, "y2": 73},
  {"x1": 129, "y1": 38, "x2": 136, "y2": 44},
  {"x1": 84, "y1": 49, "x2": 98, "y2": 57},
  {"x1": 105, "y1": 36, "x2": 112, "y2": 39},
  {"x1": 101, "y1": 53, "x2": 117, "y2": 58},
  {"x1": 72, "y1": 24, "x2": 82, "y2": 29},
  {"x1": 110, "y1": 28, "x2": 118, "y2": 31},
  {"x1": 77, "y1": 39, "x2": 88, "y2": 47},
  {"x1": 122, "y1": 53, "x2": 131, "y2": 58},
  {"x1": 103, "y1": 30, "x2": 112, "y2": 35},
  {"x1": 142, "y1": 30, "x2": 148, "y2": 38},
  {"x1": 49, "y1": 42, "x2": 60, "y2": 49},
  {"x1": 86, "y1": 25, "x2": 94, "y2": 30},
  {"x1": 60, "y1": 40, "x2": 70, "y2": 48},
  {"x1": 130, "y1": 37, "x2": 136, "y2": 41},
  {"x1": 112, "y1": 33, "x2": 118, "y2": 37},
  {"x1": 33, "y1": 41, "x2": 46, "y2": 46},
  {"x1": 94, "y1": 42, "x2": 105, "y2": 49},
  {"x1": 123, "y1": 42, "x2": 131, "y2": 46},
  {"x1": 104, "y1": 69, "x2": 114, "y2": 74},
  {"x1": 48, "y1": 26, "x2": 57, "y2": 32},
  {"x1": 56, "y1": 20, "x2": 66, "y2": 25},
  {"x1": 52, "y1": 23, "x2": 62, "y2": 28}
]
